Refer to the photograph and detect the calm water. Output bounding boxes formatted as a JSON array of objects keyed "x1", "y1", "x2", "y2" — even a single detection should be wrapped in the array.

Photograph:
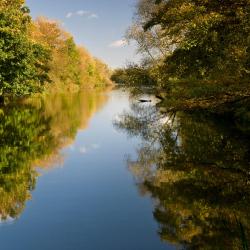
[{"x1": 0, "y1": 88, "x2": 249, "y2": 250}]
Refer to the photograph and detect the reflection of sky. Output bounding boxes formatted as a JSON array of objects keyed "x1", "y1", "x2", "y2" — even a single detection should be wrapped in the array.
[
  {"x1": 0, "y1": 89, "x2": 174, "y2": 250},
  {"x1": 78, "y1": 144, "x2": 100, "y2": 154},
  {"x1": 0, "y1": 216, "x2": 15, "y2": 226},
  {"x1": 26, "y1": 0, "x2": 140, "y2": 68}
]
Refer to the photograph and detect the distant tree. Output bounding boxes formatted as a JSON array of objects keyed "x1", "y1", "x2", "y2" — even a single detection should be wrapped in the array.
[
  {"x1": 111, "y1": 64, "x2": 156, "y2": 86},
  {"x1": 31, "y1": 17, "x2": 111, "y2": 89}
]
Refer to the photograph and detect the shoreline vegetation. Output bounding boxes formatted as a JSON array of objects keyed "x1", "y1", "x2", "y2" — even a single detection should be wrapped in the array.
[
  {"x1": 111, "y1": 0, "x2": 250, "y2": 127},
  {"x1": 0, "y1": 0, "x2": 112, "y2": 104}
]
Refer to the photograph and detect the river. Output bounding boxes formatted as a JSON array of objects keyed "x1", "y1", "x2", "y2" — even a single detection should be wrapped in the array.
[{"x1": 0, "y1": 88, "x2": 249, "y2": 250}]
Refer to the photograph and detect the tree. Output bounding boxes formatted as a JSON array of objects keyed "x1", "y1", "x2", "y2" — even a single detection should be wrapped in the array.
[
  {"x1": 0, "y1": 1, "x2": 50, "y2": 96},
  {"x1": 141, "y1": 0, "x2": 250, "y2": 80},
  {"x1": 31, "y1": 17, "x2": 111, "y2": 90}
]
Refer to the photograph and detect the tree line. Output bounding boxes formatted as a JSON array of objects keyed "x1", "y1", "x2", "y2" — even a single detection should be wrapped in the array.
[
  {"x1": 111, "y1": 0, "x2": 250, "y2": 116},
  {"x1": 0, "y1": 0, "x2": 111, "y2": 98}
]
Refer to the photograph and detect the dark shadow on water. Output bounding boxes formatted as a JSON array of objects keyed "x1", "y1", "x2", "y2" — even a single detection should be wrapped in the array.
[{"x1": 114, "y1": 98, "x2": 250, "y2": 249}]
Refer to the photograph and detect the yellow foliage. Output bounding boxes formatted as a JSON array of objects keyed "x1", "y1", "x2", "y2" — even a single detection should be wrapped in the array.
[{"x1": 30, "y1": 17, "x2": 112, "y2": 91}]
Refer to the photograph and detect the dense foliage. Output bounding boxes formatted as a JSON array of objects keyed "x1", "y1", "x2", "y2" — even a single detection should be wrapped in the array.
[
  {"x1": 112, "y1": 2, "x2": 250, "y2": 247},
  {"x1": 31, "y1": 18, "x2": 111, "y2": 91},
  {"x1": 111, "y1": 64, "x2": 156, "y2": 86},
  {"x1": 142, "y1": 0, "x2": 250, "y2": 80},
  {"x1": 0, "y1": 0, "x2": 50, "y2": 95},
  {"x1": 112, "y1": 0, "x2": 250, "y2": 115},
  {"x1": 0, "y1": 1, "x2": 111, "y2": 97}
]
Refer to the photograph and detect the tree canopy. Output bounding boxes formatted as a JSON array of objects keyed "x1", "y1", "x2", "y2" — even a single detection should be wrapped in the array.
[
  {"x1": 0, "y1": 0, "x2": 50, "y2": 95},
  {"x1": 141, "y1": 0, "x2": 250, "y2": 80},
  {"x1": 111, "y1": 0, "x2": 250, "y2": 120},
  {"x1": 0, "y1": 1, "x2": 111, "y2": 97}
]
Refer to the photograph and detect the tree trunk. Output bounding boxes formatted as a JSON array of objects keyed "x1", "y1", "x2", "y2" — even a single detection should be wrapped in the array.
[{"x1": 0, "y1": 96, "x2": 4, "y2": 105}]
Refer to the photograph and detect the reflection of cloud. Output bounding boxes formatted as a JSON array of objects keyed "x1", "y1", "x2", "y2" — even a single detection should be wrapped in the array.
[
  {"x1": 78, "y1": 144, "x2": 100, "y2": 154},
  {"x1": 79, "y1": 147, "x2": 87, "y2": 154},
  {"x1": 66, "y1": 12, "x2": 73, "y2": 18},
  {"x1": 91, "y1": 144, "x2": 100, "y2": 149},
  {"x1": 0, "y1": 216, "x2": 15, "y2": 225},
  {"x1": 109, "y1": 39, "x2": 127, "y2": 48}
]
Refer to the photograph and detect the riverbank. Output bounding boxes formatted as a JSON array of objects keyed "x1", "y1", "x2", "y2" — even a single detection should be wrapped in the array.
[{"x1": 115, "y1": 80, "x2": 250, "y2": 135}]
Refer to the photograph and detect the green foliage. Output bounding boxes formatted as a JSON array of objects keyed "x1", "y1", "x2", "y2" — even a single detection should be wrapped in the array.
[
  {"x1": 0, "y1": 4, "x2": 111, "y2": 97},
  {"x1": 118, "y1": 0, "x2": 250, "y2": 114},
  {"x1": 143, "y1": 0, "x2": 250, "y2": 80},
  {"x1": 111, "y1": 69, "x2": 128, "y2": 84},
  {"x1": 149, "y1": 0, "x2": 249, "y2": 80},
  {"x1": 0, "y1": 1, "x2": 50, "y2": 95},
  {"x1": 111, "y1": 64, "x2": 156, "y2": 86},
  {"x1": 60, "y1": 37, "x2": 82, "y2": 85}
]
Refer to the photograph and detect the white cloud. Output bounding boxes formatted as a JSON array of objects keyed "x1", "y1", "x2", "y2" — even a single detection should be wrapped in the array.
[
  {"x1": 91, "y1": 144, "x2": 100, "y2": 149},
  {"x1": 88, "y1": 14, "x2": 99, "y2": 19},
  {"x1": 109, "y1": 39, "x2": 128, "y2": 48},
  {"x1": 76, "y1": 10, "x2": 89, "y2": 16},
  {"x1": 79, "y1": 147, "x2": 87, "y2": 154},
  {"x1": 66, "y1": 10, "x2": 98, "y2": 20},
  {"x1": 66, "y1": 12, "x2": 73, "y2": 18}
]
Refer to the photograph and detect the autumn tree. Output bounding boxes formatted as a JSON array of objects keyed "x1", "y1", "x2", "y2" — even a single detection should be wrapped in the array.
[
  {"x1": 139, "y1": 0, "x2": 250, "y2": 80},
  {"x1": 0, "y1": 0, "x2": 50, "y2": 96},
  {"x1": 31, "y1": 17, "x2": 111, "y2": 90}
]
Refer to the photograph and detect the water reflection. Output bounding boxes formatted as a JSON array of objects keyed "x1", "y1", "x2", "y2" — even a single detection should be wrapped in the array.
[
  {"x1": 114, "y1": 100, "x2": 250, "y2": 249},
  {"x1": 0, "y1": 90, "x2": 108, "y2": 221}
]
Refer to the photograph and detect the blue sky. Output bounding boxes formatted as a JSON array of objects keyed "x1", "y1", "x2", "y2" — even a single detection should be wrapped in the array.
[{"x1": 26, "y1": 0, "x2": 139, "y2": 68}]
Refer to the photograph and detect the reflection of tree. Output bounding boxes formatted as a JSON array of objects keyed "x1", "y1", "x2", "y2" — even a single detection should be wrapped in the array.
[
  {"x1": 115, "y1": 101, "x2": 250, "y2": 249},
  {"x1": 0, "y1": 90, "x2": 108, "y2": 221},
  {"x1": 29, "y1": 90, "x2": 108, "y2": 147},
  {"x1": 0, "y1": 105, "x2": 55, "y2": 220}
]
